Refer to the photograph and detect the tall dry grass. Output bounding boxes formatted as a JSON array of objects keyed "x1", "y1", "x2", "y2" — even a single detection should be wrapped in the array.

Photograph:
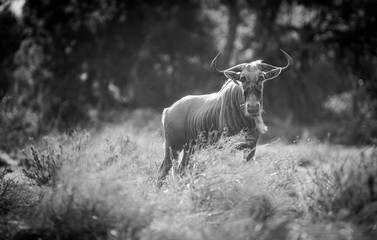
[{"x1": 1, "y1": 110, "x2": 376, "y2": 240}]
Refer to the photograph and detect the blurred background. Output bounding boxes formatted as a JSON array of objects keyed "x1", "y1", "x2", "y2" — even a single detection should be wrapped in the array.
[{"x1": 0, "y1": 0, "x2": 376, "y2": 150}]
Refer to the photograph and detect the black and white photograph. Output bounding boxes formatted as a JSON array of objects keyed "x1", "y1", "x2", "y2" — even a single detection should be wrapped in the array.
[{"x1": 0, "y1": 0, "x2": 376, "y2": 239}]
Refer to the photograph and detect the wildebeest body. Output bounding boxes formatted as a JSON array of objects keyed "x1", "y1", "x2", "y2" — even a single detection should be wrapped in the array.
[
  {"x1": 171, "y1": 81, "x2": 256, "y2": 139},
  {"x1": 159, "y1": 81, "x2": 259, "y2": 187}
]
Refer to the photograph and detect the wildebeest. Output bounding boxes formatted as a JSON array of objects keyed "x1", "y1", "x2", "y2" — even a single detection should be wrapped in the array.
[{"x1": 157, "y1": 50, "x2": 293, "y2": 187}]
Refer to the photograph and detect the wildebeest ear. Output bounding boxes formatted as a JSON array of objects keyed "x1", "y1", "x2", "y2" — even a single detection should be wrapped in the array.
[
  {"x1": 223, "y1": 71, "x2": 240, "y2": 82},
  {"x1": 263, "y1": 68, "x2": 282, "y2": 82}
]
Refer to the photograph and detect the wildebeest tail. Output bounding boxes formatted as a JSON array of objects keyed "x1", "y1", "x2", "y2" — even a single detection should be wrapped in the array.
[{"x1": 161, "y1": 108, "x2": 169, "y2": 148}]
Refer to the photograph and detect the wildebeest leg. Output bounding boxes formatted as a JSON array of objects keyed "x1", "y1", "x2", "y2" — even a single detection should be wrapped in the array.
[
  {"x1": 157, "y1": 146, "x2": 179, "y2": 188},
  {"x1": 244, "y1": 132, "x2": 259, "y2": 161},
  {"x1": 234, "y1": 135, "x2": 258, "y2": 161},
  {"x1": 234, "y1": 141, "x2": 256, "y2": 161},
  {"x1": 178, "y1": 145, "x2": 191, "y2": 175},
  {"x1": 245, "y1": 140, "x2": 257, "y2": 161}
]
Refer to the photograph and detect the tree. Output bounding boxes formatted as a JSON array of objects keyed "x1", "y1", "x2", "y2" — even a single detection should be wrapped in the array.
[
  {"x1": 235, "y1": 0, "x2": 377, "y2": 143},
  {"x1": 0, "y1": 6, "x2": 21, "y2": 99},
  {"x1": 11, "y1": 0, "x2": 217, "y2": 131}
]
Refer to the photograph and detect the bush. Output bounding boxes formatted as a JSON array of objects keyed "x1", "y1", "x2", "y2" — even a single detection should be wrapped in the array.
[
  {"x1": 0, "y1": 168, "x2": 39, "y2": 240},
  {"x1": 0, "y1": 169, "x2": 20, "y2": 215},
  {"x1": 6, "y1": 118, "x2": 377, "y2": 240},
  {"x1": 15, "y1": 130, "x2": 154, "y2": 240},
  {"x1": 0, "y1": 168, "x2": 39, "y2": 217},
  {"x1": 23, "y1": 132, "x2": 90, "y2": 186},
  {"x1": 302, "y1": 146, "x2": 377, "y2": 230},
  {"x1": 31, "y1": 184, "x2": 153, "y2": 240},
  {"x1": 0, "y1": 95, "x2": 36, "y2": 152}
]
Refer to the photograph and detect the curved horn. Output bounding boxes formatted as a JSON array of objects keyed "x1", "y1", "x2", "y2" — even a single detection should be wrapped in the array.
[
  {"x1": 259, "y1": 49, "x2": 293, "y2": 72},
  {"x1": 225, "y1": 63, "x2": 247, "y2": 72},
  {"x1": 211, "y1": 52, "x2": 224, "y2": 75},
  {"x1": 211, "y1": 52, "x2": 246, "y2": 76},
  {"x1": 260, "y1": 49, "x2": 293, "y2": 82},
  {"x1": 259, "y1": 62, "x2": 279, "y2": 72},
  {"x1": 279, "y1": 49, "x2": 293, "y2": 73}
]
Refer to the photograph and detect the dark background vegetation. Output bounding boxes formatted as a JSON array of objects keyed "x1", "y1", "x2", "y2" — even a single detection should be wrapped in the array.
[{"x1": 1, "y1": 0, "x2": 377, "y2": 149}]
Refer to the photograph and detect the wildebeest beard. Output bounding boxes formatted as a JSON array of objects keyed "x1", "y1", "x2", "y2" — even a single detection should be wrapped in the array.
[{"x1": 240, "y1": 84, "x2": 267, "y2": 134}]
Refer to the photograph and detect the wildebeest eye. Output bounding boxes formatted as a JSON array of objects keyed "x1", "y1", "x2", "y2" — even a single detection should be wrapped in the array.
[{"x1": 240, "y1": 76, "x2": 246, "y2": 82}]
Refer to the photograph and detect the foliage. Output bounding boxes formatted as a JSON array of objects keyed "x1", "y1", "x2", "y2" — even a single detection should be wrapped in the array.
[
  {"x1": 22, "y1": 132, "x2": 90, "y2": 186},
  {"x1": 9, "y1": 0, "x2": 216, "y2": 132},
  {"x1": 30, "y1": 182, "x2": 153, "y2": 240},
  {"x1": 0, "y1": 96, "x2": 34, "y2": 151},
  {"x1": 22, "y1": 146, "x2": 62, "y2": 187},
  {"x1": 237, "y1": 0, "x2": 377, "y2": 143},
  {"x1": 0, "y1": 0, "x2": 376, "y2": 144},
  {"x1": 0, "y1": 169, "x2": 20, "y2": 215},
  {"x1": 0, "y1": 112, "x2": 376, "y2": 239},
  {"x1": 0, "y1": 167, "x2": 38, "y2": 240},
  {"x1": 0, "y1": 6, "x2": 21, "y2": 99},
  {"x1": 302, "y1": 146, "x2": 377, "y2": 227}
]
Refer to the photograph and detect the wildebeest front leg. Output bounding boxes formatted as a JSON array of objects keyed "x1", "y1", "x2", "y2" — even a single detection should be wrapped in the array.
[
  {"x1": 245, "y1": 132, "x2": 259, "y2": 161},
  {"x1": 178, "y1": 145, "x2": 192, "y2": 175},
  {"x1": 157, "y1": 147, "x2": 179, "y2": 188},
  {"x1": 234, "y1": 136, "x2": 258, "y2": 161},
  {"x1": 245, "y1": 140, "x2": 257, "y2": 161}
]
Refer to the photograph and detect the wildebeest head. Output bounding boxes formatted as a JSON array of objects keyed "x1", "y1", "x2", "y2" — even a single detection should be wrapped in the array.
[{"x1": 211, "y1": 50, "x2": 292, "y2": 118}]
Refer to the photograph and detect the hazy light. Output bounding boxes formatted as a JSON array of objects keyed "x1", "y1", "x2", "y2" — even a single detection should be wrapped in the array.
[
  {"x1": 10, "y1": 0, "x2": 25, "y2": 18},
  {"x1": 80, "y1": 72, "x2": 88, "y2": 82}
]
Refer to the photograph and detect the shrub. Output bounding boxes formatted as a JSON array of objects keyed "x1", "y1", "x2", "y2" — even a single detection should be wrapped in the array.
[
  {"x1": 0, "y1": 96, "x2": 36, "y2": 152},
  {"x1": 22, "y1": 146, "x2": 62, "y2": 186},
  {"x1": 29, "y1": 175, "x2": 153, "y2": 240},
  {"x1": 0, "y1": 168, "x2": 20, "y2": 215},
  {"x1": 16, "y1": 130, "x2": 155, "y2": 240},
  {"x1": 8, "y1": 119, "x2": 377, "y2": 240},
  {"x1": 302, "y1": 146, "x2": 377, "y2": 228},
  {"x1": 22, "y1": 132, "x2": 90, "y2": 186},
  {"x1": 0, "y1": 168, "x2": 39, "y2": 217}
]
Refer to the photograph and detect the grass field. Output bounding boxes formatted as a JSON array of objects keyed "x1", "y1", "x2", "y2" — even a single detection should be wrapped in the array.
[{"x1": 1, "y1": 110, "x2": 376, "y2": 240}]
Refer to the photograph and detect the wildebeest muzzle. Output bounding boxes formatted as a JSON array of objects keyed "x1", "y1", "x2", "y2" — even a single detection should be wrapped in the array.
[
  {"x1": 246, "y1": 102, "x2": 260, "y2": 116},
  {"x1": 241, "y1": 101, "x2": 261, "y2": 117}
]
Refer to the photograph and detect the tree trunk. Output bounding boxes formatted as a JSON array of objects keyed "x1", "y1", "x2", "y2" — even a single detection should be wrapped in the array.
[{"x1": 223, "y1": 0, "x2": 239, "y2": 65}]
